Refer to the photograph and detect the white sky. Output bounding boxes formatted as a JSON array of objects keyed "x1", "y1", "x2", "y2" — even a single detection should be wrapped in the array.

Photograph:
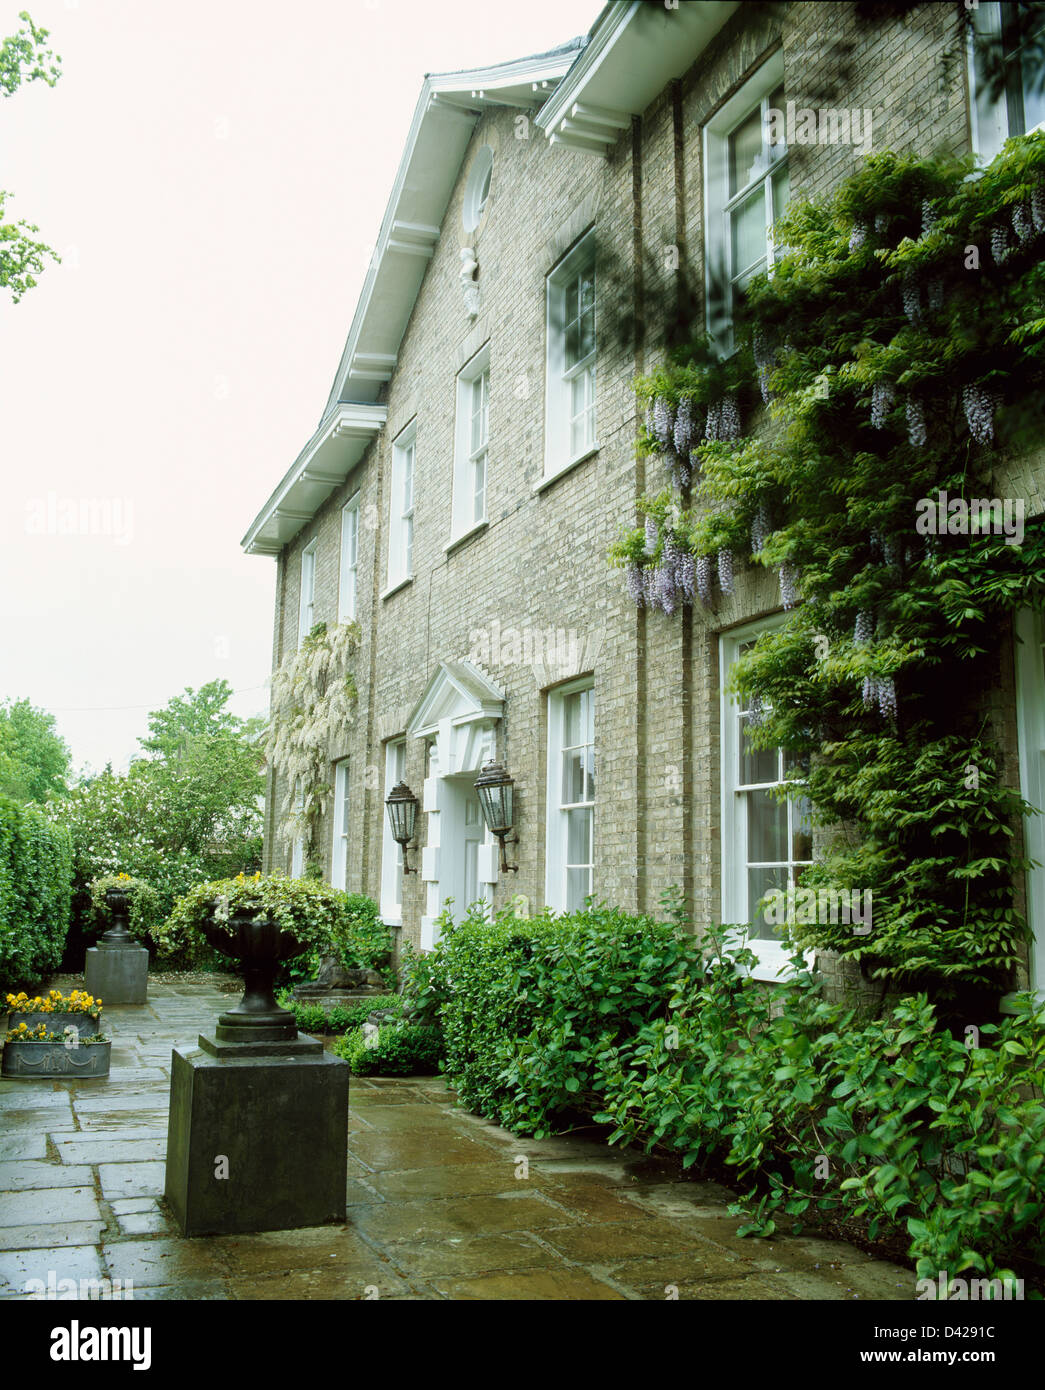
[{"x1": 0, "y1": 0, "x2": 600, "y2": 777}]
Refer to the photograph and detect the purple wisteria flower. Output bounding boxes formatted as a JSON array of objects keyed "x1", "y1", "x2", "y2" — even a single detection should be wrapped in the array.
[
  {"x1": 1033, "y1": 186, "x2": 1045, "y2": 234},
  {"x1": 750, "y1": 501, "x2": 771, "y2": 555},
  {"x1": 901, "y1": 269, "x2": 922, "y2": 325},
  {"x1": 673, "y1": 396, "x2": 694, "y2": 454},
  {"x1": 719, "y1": 395, "x2": 741, "y2": 441},
  {"x1": 906, "y1": 396, "x2": 926, "y2": 448},
  {"x1": 753, "y1": 329, "x2": 774, "y2": 404},
  {"x1": 962, "y1": 385, "x2": 996, "y2": 446},
  {"x1": 717, "y1": 547, "x2": 735, "y2": 596},
  {"x1": 990, "y1": 223, "x2": 1011, "y2": 265},
  {"x1": 695, "y1": 554, "x2": 713, "y2": 606},
  {"x1": 874, "y1": 211, "x2": 890, "y2": 236},
  {"x1": 747, "y1": 693, "x2": 765, "y2": 729},
  {"x1": 677, "y1": 552, "x2": 696, "y2": 602},
  {"x1": 780, "y1": 563, "x2": 799, "y2": 610},
  {"x1": 871, "y1": 382, "x2": 895, "y2": 430},
  {"x1": 921, "y1": 199, "x2": 938, "y2": 237},
  {"x1": 644, "y1": 515, "x2": 659, "y2": 555},
  {"x1": 1013, "y1": 201, "x2": 1034, "y2": 245},
  {"x1": 882, "y1": 534, "x2": 902, "y2": 569},
  {"x1": 854, "y1": 610, "x2": 874, "y2": 645},
  {"x1": 849, "y1": 220, "x2": 868, "y2": 252},
  {"x1": 876, "y1": 674, "x2": 898, "y2": 722},
  {"x1": 652, "y1": 396, "x2": 675, "y2": 447},
  {"x1": 704, "y1": 401, "x2": 721, "y2": 442},
  {"x1": 657, "y1": 566, "x2": 676, "y2": 615},
  {"x1": 626, "y1": 564, "x2": 644, "y2": 606},
  {"x1": 642, "y1": 566, "x2": 657, "y2": 608}
]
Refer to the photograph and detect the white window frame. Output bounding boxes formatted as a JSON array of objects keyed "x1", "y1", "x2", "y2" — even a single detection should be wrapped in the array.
[
  {"x1": 968, "y1": 1, "x2": 1045, "y2": 164},
  {"x1": 1013, "y1": 607, "x2": 1045, "y2": 1002},
  {"x1": 545, "y1": 678, "x2": 595, "y2": 914},
  {"x1": 331, "y1": 758, "x2": 351, "y2": 892},
  {"x1": 544, "y1": 230, "x2": 597, "y2": 482},
  {"x1": 450, "y1": 346, "x2": 490, "y2": 544},
  {"x1": 290, "y1": 777, "x2": 305, "y2": 878},
  {"x1": 339, "y1": 494, "x2": 359, "y2": 623},
  {"x1": 380, "y1": 738, "x2": 407, "y2": 924},
  {"x1": 297, "y1": 539, "x2": 317, "y2": 646},
  {"x1": 703, "y1": 52, "x2": 788, "y2": 353},
  {"x1": 386, "y1": 426, "x2": 415, "y2": 593},
  {"x1": 720, "y1": 615, "x2": 814, "y2": 982}
]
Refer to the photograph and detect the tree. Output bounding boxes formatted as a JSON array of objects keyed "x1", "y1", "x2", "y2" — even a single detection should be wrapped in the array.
[
  {"x1": 0, "y1": 697, "x2": 71, "y2": 804},
  {"x1": 1, "y1": 10, "x2": 60, "y2": 304}
]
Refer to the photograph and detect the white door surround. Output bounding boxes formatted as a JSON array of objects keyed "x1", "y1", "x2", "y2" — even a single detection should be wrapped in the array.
[{"x1": 406, "y1": 660, "x2": 505, "y2": 949}]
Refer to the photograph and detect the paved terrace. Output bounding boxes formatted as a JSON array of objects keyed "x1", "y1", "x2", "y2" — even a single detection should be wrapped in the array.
[{"x1": 0, "y1": 977, "x2": 914, "y2": 1301}]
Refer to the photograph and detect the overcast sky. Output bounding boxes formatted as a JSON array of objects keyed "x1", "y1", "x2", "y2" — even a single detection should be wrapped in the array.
[{"x1": 0, "y1": 0, "x2": 600, "y2": 776}]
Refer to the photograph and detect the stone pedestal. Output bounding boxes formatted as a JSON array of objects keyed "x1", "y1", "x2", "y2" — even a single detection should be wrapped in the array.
[
  {"x1": 164, "y1": 1031, "x2": 350, "y2": 1238},
  {"x1": 84, "y1": 943, "x2": 149, "y2": 1005}
]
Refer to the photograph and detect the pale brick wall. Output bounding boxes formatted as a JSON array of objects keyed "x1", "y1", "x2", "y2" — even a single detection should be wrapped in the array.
[{"x1": 258, "y1": 2, "x2": 1041, "y2": 988}]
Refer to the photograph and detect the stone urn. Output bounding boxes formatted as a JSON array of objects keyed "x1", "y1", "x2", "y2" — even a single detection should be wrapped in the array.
[
  {"x1": 201, "y1": 913, "x2": 302, "y2": 1044},
  {"x1": 100, "y1": 886, "x2": 134, "y2": 948}
]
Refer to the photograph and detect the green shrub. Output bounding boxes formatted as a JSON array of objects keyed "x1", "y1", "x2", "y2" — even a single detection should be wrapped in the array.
[
  {"x1": 275, "y1": 990, "x2": 403, "y2": 1035},
  {"x1": 333, "y1": 1020, "x2": 443, "y2": 1076},
  {"x1": 415, "y1": 898, "x2": 1045, "y2": 1290},
  {"x1": 0, "y1": 794, "x2": 72, "y2": 991}
]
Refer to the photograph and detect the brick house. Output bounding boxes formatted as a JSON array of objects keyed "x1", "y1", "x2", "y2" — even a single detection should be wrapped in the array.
[{"x1": 242, "y1": 0, "x2": 1045, "y2": 997}]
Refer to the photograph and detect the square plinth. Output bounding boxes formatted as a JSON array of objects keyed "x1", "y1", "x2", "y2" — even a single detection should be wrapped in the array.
[
  {"x1": 84, "y1": 944, "x2": 149, "y2": 1005},
  {"x1": 164, "y1": 1036, "x2": 350, "y2": 1237}
]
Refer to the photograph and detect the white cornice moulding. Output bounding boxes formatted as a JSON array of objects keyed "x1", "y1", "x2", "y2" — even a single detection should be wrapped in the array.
[{"x1": 241, "y1": 402, "x2": 387, "y2": 557}]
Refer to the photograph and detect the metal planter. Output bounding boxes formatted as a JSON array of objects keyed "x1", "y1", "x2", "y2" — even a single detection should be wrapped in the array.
[{"x1": 1, "y1": 1039, "x2": 110, "y2": 1079}]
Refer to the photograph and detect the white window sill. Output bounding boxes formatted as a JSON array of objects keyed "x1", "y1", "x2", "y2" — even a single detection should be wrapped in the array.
[
  {"x1": 380, "y1": 912, "x2": 402, "y2": 929},
  {"x1": 534, "y1": 445, "x2": 599, "y2": 494},
  {"x1": 380, "y1": 576, "x2": 413, "y2": 601},
  {"x1": 443, "y1": 520, "x2": 488, "y2": 554}
]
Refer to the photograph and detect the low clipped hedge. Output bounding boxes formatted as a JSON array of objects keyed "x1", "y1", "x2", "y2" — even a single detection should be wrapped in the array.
[
  {"x1": 0, "y1": 794, "x2": 73, "y2": 992},
  {"x1": 333, "y1": 1016, "x2": 443, "y2": 1076},
  {"x1": 410, "y1": 899, "x2": 1045, "y2": 1293}
]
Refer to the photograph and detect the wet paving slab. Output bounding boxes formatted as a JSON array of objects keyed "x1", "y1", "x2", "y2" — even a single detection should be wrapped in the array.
[{"x1": 0, "y1": 976, "x2": 917, "y2": 1301}]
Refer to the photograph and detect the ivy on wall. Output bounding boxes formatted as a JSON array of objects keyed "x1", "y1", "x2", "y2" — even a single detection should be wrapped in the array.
[{"x1": 610, "y1": 135, "x2": 1045, "y2": 996}]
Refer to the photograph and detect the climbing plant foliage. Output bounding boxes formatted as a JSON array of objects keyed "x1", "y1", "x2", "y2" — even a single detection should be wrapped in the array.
[
  {"x1": 265, "y1": 620, "x2": 360, "y2": 859},
  {"x1": 610, "y1": 134, "x2": 1045, "y2": 993}
]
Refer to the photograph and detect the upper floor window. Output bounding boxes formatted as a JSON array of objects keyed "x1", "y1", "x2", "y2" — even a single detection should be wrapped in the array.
[
  {"x1": 720, "y1": 621, "x2": 813, "y2": 980},
  {"x1": 704, "y1": 55, "x2": 788, "y2": 351},
  {"x1": 387, "y1": 427, "x2": 415, "y2": 591},
  {"x1": 451, "y1": 346, "x2": 489, "y2": 541},
  {"x1": 545, "y1": 680, "x2": 595, "y2": 913},
  {"x1": 339, "y1": 493, "x2": 359, "y2": 622},
  {"x1": 545, "y1": 230, "x2": 596, "y2": 478},
  {"x1": 297, "y1": 539, "x2": 317, "y2": 646},
  {"x1": 970, "y1": 2, "x2": 1045, "y2": 163}
]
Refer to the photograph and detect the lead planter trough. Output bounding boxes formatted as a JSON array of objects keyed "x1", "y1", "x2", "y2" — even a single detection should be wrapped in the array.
[
  {"x1": 2, "y1": 1038, "x2": 110, "y2": 1079},
  {"x1": 165, "y1": 912, "x2": 350, "y2": 1237}
]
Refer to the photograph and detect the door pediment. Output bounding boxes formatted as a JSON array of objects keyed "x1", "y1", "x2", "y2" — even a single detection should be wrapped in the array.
[{"x1": 406, "y1": 660, "x2": 505, "y2": 740}]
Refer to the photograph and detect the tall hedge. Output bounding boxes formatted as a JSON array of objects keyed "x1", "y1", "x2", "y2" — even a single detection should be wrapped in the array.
[{"x1": 0, "y1": 794, "x2": 73, "y2": 991}]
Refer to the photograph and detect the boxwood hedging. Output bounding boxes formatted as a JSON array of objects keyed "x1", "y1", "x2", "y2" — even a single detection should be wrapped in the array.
[
  {"x1": 409, "y1": 898, "x2": 1045, "y2": 1293},
  {"x1": 0, "y1": 794, "x2": 73, "y2": 991}
]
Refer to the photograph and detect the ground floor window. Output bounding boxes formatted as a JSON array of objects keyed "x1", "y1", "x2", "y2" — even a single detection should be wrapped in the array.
[
  {"x1": 546, "y1": 679, "x2": 594, "y2": 913},
  {"x1": 331, "y1": 759, "x2": 350, "y2": 891},
  {"x1": 720, "y1": 620, "x2": 812, "y2": 978}
]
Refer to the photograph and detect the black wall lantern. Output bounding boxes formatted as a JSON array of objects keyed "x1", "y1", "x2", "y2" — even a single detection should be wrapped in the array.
[
  {"x1": 385, "y1": 781, "x2": 419, "y2": 876},
  {"x1": 474, "y1": 760, "x2": 518, "y2": 873}
]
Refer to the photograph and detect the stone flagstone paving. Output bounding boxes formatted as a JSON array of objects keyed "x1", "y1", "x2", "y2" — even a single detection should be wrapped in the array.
[{"x1": 0, "y1": 978, "x2": 915, "y2": 1300}]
